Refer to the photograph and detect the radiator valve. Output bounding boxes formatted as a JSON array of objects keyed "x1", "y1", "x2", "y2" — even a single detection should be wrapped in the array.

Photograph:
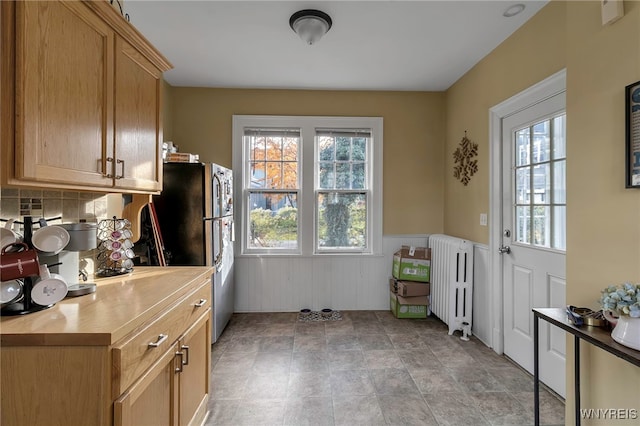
[{"x1": 460, "y1": 322, "x2": 471, "y2": 341}]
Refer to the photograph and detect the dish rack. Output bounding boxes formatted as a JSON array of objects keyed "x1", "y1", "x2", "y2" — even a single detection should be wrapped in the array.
[
  {"x1": 0, "y1": 216, "x2": 62, "y2": 316},
  {"x1": 96, "y1": 216, "x2": 135, "y2": 277}
]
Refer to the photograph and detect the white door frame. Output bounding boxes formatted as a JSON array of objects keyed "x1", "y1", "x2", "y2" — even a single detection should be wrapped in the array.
[{"x1": 488, "y1": 69, "x2": 567, "y2": 354}]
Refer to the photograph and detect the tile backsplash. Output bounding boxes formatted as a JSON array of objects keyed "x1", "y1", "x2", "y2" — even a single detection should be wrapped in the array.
[
  {"x1": 1, "y1": 188, "x2": 123, "y2": 277},
  {"x1": 0, "y1": 188, "x2": 111, "y2": 224}
]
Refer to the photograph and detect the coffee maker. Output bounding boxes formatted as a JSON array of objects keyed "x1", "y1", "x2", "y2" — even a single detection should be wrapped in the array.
[{"x1": 41, "y1": 222, "x2": 98, "y2": 297}]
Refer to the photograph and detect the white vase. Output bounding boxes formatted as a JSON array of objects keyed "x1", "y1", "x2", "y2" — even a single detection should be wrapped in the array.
[{"x1": 603, "y1": 311, "x2": 640, "y2": 351}]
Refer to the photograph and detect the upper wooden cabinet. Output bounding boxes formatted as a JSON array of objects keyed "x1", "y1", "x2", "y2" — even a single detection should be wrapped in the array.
[{"x1": 0, "y1": 0, "x2": 172, "y2": 193}]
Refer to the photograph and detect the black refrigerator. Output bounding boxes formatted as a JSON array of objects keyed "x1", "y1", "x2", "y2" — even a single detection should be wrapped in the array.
[{"x1": 152, "y1": 162, "x2": 234, "y2": 343}]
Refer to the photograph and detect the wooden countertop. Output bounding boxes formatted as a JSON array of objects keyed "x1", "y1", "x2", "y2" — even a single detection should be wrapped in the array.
[{"x1": 0, "y1": 267, "x2": 213, "y2": 346}]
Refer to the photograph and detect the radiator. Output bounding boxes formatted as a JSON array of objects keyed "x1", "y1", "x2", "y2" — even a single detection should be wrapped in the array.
[{"x1": 428, "y1": 234, "x2": 474, "y2": 340}]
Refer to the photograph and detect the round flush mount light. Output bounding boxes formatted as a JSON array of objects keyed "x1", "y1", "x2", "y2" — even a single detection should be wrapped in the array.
[
  {"x1": 503, "y1": 3, "x2": 526, "y2": 18},
  {"x1": 289, "y1": 9, "x2": 332, "y2": 45}
]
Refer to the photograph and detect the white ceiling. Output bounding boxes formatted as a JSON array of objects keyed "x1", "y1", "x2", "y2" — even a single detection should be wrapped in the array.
[{"x1": 124, "y1": 0, "x2": 548, "y2": 91}]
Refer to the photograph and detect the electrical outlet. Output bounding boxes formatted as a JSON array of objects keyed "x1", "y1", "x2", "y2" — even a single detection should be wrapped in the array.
[{"x1": 480, "y1": 213, "x2": 487, "y2": 226}]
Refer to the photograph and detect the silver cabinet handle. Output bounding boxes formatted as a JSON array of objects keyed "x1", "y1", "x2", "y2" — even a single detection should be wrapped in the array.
[
  {"x1": 194, "y1": 299, "x2": 207, "y2": 308},
  {"x1": 181, "y1": 345, "x2": 190, "y2": 365},
  {"x1": 147, "y1": 333, "x2": 168, "y2": 348},
  {"x1": 116, "y1": 159, "x2": 125, "y2": 179},
  {"x1": 104, "y1": 157, "x2": 115, "y2": 178},
  {"x1": 175, "y1": 351, "x2": 184, "y2": 373}
]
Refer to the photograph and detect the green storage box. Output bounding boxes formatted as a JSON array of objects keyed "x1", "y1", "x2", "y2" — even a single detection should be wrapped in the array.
[
  {"x1": 390, "y1": 292, "x2": 428, "y2": 319},
  {"x1": 392, "y1": 246, "x2": 431, "y2": 282}
]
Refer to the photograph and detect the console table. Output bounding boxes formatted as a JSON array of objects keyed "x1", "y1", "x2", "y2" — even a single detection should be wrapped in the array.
[{"x1": 533, "y1": 308, "x2": 640, "y2": 426}]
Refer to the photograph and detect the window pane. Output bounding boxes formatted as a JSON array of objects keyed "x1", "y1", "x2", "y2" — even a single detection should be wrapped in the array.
[
  {"x1": 283, "y1": 162, "x2": 298, "y2": 189},
  {"x1": 515, "y1": 167, "x2": 530, "y2": 204},
  {"x1": 553, "y1": 160, "x2": 566, "y2": 204},
  {"x1": 250, "y1": 162, "x2": 266, "y2": 188},
  {"x1": 336, "y1": 163, "x2": 351, "y2": 189},
  {"x1": 516, "y1": 128, "x2": 530, "y2": 166},
  {"x1": 533, "y1": 205, "x2": 551, "y2": 247},
  {"x1": 336, "y1": 137, "x2": 350, "y2": 161},
  {"x1": 352, "y1": 138, "x2": 366, "y2": 161},
  {"x1": 248, "y1": 192, "x2": 298, "y2": 249},
  {"x1": 266, "y1": 137, "x2": 283, "y2": 160},
  {"x1": 266, "y1": 162, "x2": 282, "y2": 188},
  {"x1": 317, "y1": 192, "x2": 367, "y2": 249},
  {"x1": 532, "y1": 163, "x2": 550, "y2": 204},
  {"x1": 249, "y1": 137, "x2": 266, "y2": 161},
  {"x1": 515, "y1": 206, "x2": 530, "y2": 244},
  {"x1": 532, "y1": 121, "x2": 550, "y2": 163},
  {"x1": 352, "y1": 163, "x2": 365, "y2": 189},
  {"x1": 553, "y1": 206, "x2": 566, "y2": 250},
  {"x1": 553, "y1": 115, "x2": 566, "y2": 159},
  {"x1": 319, "y1": 137, "x2": 334, "y2": 161},
  {"x1": 319, "y1": 163, "x2": 334, "y2": 189},
  {"x1": 283, "y1": 138, "x2": 298, "y2": 161}
]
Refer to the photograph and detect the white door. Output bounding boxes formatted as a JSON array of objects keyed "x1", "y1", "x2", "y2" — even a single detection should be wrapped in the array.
[{"x1": 501, "y1": 92, "x2": 567, "y2": 397}]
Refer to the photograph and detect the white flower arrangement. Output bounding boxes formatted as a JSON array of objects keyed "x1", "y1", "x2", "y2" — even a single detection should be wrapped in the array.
[{"x1": 599, "y1": 283, "x2": 640, "y2": 318}]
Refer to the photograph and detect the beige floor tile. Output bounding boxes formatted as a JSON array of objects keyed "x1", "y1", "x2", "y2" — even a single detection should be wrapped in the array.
[{"x1": 209, "y1": 312, "x2": 563, "y2": 426}]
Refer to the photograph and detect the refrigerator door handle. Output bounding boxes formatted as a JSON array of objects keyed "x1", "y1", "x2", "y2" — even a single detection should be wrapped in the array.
[
  {"x1": 213, "y1": 173, "x2": 223, "y2": 218},
  {"x1": 214, "y1": 219, "x2": 224, "y2": 271}
]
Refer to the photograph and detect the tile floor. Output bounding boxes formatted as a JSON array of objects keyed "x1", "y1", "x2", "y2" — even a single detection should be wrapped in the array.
[{"x1": 206, "y1": 311, "x2": 565, "y2": 426}]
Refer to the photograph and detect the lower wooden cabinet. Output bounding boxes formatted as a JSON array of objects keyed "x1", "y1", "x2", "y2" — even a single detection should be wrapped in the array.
[
  {"x1": 114, "y1": 343, "x2": 178, "y2": 426},
  {"x1": 178, "y1": 313, "x2": 211, "y2": 426},
  {"x1": 0, "y1": 268, "x2": 213, "y2": 426},
  {"x1": 115, "y1": 311, "x2": 210, "y2": 426}
]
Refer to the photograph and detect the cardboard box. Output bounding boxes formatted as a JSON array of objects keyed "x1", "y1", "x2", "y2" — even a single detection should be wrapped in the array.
[
  {"x1": 397, "y1": 280, "x2": 430, "y2": 297},
  {"x1": 392, "y1": 246, "x2": 431, "y2": 282},
  {"x1": 389, "y1": 278, "x2": 398, "y2": 294},
  {"x1": 390, "y1": 292, "x2": 428, "y2": 319}
]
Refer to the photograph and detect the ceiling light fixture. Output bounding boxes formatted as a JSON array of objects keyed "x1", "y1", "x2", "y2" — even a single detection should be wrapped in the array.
[
  {"x1": 503, "y1": 3, "x2": 526, "y2": 18},
  {"x1": 289, "y1": 9, "x2": 332, "y2": 45}
]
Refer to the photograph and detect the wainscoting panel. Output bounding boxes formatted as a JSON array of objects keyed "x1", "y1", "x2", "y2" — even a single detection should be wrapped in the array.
[
  {"x1": 472, "y1": 244, "x2": 491, "y2": 346},
  {"x1": 234, "y1": 235, "x2": 428, "y2": 312}
]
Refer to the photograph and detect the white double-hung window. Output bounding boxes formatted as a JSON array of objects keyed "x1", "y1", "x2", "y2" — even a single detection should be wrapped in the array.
[{"x1": 232, "y1": 115, "x2": 383, "y2": 256}]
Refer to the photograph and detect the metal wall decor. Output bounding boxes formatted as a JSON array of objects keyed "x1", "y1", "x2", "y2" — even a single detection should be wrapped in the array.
[{"x1": 453, "y1": 131, "x2": 478, "y2": 186}]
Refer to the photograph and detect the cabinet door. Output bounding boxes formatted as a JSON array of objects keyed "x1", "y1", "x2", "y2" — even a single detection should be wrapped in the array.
[
  {"x1": 178, "y1": 310, "x2": 211, "y2": 426},
  {"x1": 15, "y1": 0, "x2": 114, "y2": 188},
  {"x1": 114, "y1": 343, "x2": 179, "y2": 426},
  {"x1": 114, "y1": 37, "x2": 163, "y2": 192}
]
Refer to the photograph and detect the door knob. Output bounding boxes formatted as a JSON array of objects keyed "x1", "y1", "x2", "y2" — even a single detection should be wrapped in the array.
[{"x1": 498, "y1": 245, "x2": 511, "y2": 254}]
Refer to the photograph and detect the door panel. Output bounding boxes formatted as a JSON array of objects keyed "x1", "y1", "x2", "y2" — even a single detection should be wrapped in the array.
[
  {"x1": 178, "y1": 312, "x2": 210, "y2": 426},
  {"x1": 114, "y1": 37, "x2": 162, "y2": 191},
  {"x1": 16, "y1": 0, "x2": 113, "y2": 187},
  {"x1": 512, "y1": 265, "x2": 533, "y2": 336},
  {"x1": 502, "y1": 91, "x2": 566, "y2": 397}
]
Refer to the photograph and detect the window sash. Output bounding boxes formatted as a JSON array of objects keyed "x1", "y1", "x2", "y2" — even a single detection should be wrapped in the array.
[
  {"x1": 315, "y1": 190, "x2": 369, "y2": 252},
  {"x1": 233, "y1": 115, "x2": 383, "y2": 256}
]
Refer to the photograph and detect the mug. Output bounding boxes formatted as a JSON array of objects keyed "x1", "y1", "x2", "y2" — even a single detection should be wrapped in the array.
[
  {"x1": 32, "y1": 225, "x2": 70, "y2": 255},
  {"x1": 0, "y1": 219, "x2": 23, "y2": 250},
  {"x1": 0, "y1": 243, "x2": 40, "y2": 281},
  {"x1": 31, "y1": 264, "x2": 68, "y2": 306}
]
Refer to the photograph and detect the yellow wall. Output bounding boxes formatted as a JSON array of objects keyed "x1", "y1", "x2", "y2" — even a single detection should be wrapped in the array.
[
  {"x1": 565, "y1": 0, "x2": 640, "y2": 423},
  {"x1": 162, "y1": 79, "x2": 174, "y2": 142},
  {"x1": 446, "y1": 0, "x2": 640, "y2": 423},
  {"x1": 169, "y1": 88, "x2": 446, "y2": 235},
  {"x1": 444, "y1": 1, "x2": 567, "y2": 243}
]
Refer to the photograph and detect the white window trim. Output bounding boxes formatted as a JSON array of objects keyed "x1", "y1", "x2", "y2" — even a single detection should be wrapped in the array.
[{"x1": 232, "y1": 115, "x2": 383, "y2": 256}]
